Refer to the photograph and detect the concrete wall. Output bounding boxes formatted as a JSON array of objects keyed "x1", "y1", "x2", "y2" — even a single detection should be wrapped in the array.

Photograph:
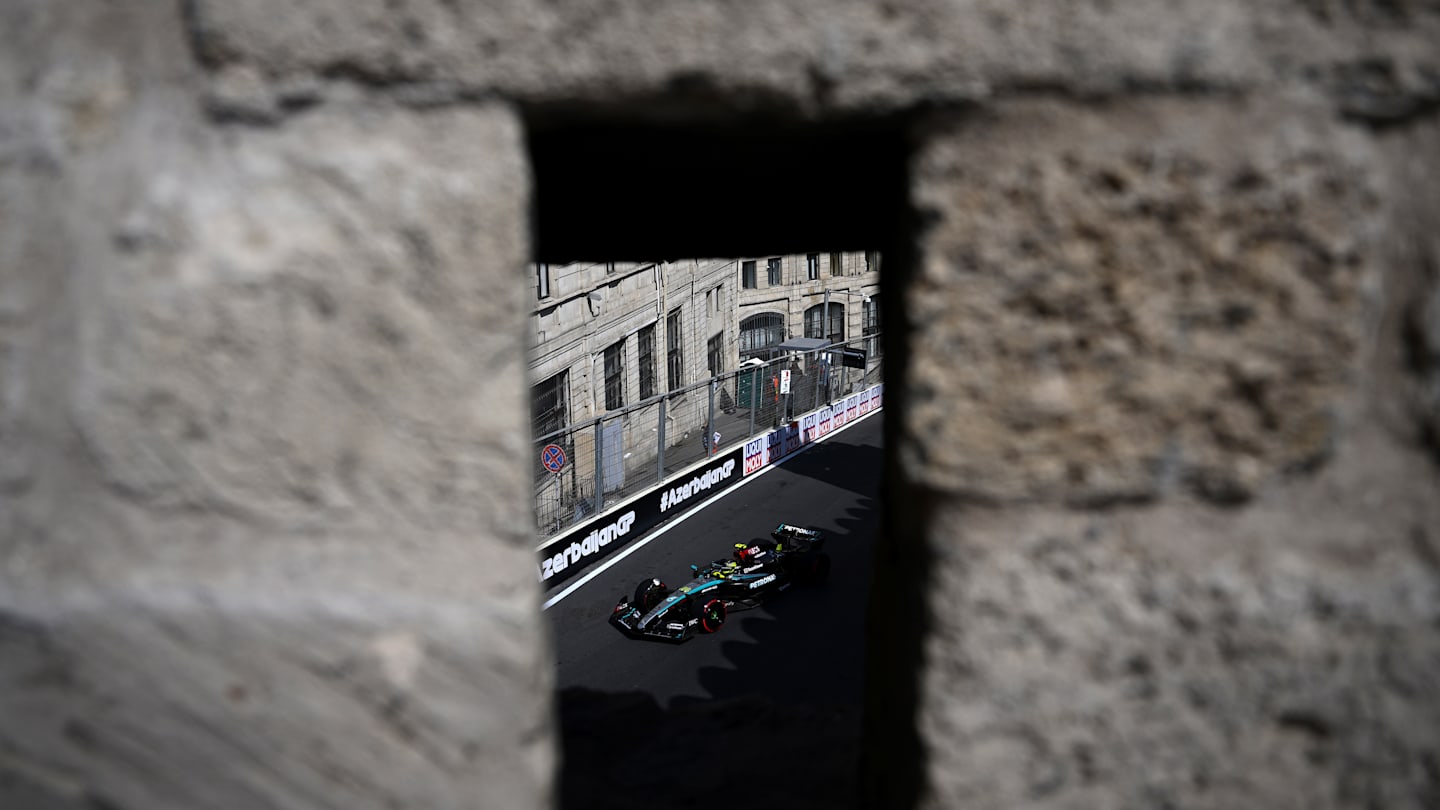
[{"x1": 3, "y1": 1, "x2": 1439, "y2": 809}]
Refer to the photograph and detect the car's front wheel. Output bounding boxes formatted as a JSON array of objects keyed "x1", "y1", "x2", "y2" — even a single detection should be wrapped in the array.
[
  {"x1": 697, "y1": 598, "x2": 727, "y2": 633},
  {"x1": 633, "y1": 578, "x2": 669, "y2": 613}
]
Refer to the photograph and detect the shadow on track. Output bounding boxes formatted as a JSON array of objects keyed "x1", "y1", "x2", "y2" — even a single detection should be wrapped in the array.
[
  {"x1": 558, "y1": 490, "x2": 878, "y2": 810},
  {"x1": 675, "y1": 497, "x2": 876, "y2": 708},
  {"x1": 771, "y1": 436, "x2": 884, "y2": 500},
  {"x1": 557, "y1": 687, "x2": 861, "y2": 810}
]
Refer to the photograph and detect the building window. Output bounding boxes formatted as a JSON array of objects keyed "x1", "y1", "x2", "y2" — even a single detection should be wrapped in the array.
[
  {"x1": 666, "y1": 307, "x2": 684, "y2": 391},
  {"x1": 807, "y1": 253, "x2": 819, "y2": 280},
  {"x1": 713, "y1": 284, "x2": 724, "y2": 314},
  {"x1": 740, "y1": 312, "x2": 786, "y2": 361},
  {"x1": 866, "y1": 251, "x2": 881, "y2": 274},
  {"x1": 532, "y1": 370, "x2": 567, "y2": 439},
  {"x1": 605, "y1": 261, "x2": 616, "y2": 274},
  {"x1": 864, "y1": 295, "x2": 881, "y2": 359},
  {"x1": 638, "y1": 323, "x2": 657, "y2": 400},
  {"x1": 804, "y1": 302, "x2": 845, "y2": 344},
  {"x1": 707, "y1": 332, "x2": 725, "y2": 376},
  {"x1": 741, "y1": 260, "x2": 757, "y2": 289},
  {"x1": 767, "y1": 257, "x2": 783, "y2": 286},
  {"x1": 536, "y1": 262, "x2": 551, "y2": 299},
  {"x1": 603, "y1": 339, "x2": 625, "y2": 411},
  {"x1": 830, "y1": 252, "x2": 844, "y2": 277}
]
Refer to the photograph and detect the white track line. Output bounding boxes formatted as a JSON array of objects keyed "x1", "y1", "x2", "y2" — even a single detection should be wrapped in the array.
[{"x1": 541, "y1": 407, "x2": 882, "y2": 610}]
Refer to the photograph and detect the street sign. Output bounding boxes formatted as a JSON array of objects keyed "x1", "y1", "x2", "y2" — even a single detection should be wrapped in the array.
[
  {"x1": 780, "y1": 369, "x2": 791, "y2": 394},
  {"x1": 541, "y1": 443, "x2": 567, "y2": 473},
  {"x1": 839, "y1": 346, "x2": 867, "y2": 369}
]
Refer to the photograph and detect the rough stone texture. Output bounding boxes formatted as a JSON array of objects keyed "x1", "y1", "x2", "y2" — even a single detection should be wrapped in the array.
[
  {"x1": 78, "y1": 103, "x2": 531, "y2": 534},
  {"x1": 3, "y1": 1, "x2": 1440, "y2": 810},
  {"x1": 900, "y1": 86, "x2": 1440, "y2": 809},
  {"x1": 1, "y1": 2, "x2": 550, "y2": 809},
  {"x1": 1383, "y1": 122, "x2": 1440, "y2": 461},
  {"x1": 905, "y1": 98, "x2": 1380, "y2": 505},
  {"x1": 1414, "y1": 264, "x2": 1440, "y2": 453},
  {"x1": 916, "y1": 427, "x2": 1440, "y2": 809},
  {"x1": 181, "y1": 1, "x2": 1440, "y2": 120}
]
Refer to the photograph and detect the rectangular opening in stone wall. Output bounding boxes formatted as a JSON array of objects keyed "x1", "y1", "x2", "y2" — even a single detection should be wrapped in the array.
[
  {"x1": 529, "y1": 123, "x2": 903, "y2": 261},
  {"x1": 526, "y1": 121, "x2": 906, "y2": 810}
]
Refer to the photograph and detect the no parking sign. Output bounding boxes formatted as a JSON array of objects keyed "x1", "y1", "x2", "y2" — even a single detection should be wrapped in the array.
[{"x1": 541, "y1": 444, "x2": 566, "y2": 474}]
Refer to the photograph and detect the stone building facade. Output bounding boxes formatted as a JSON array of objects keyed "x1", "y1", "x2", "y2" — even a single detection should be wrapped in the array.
[
  {"x1": 736, "y1": 251, "x2": 881, "y2": 364},
  {"x1": 529, "y1": 259, "x2": 734, "y2": 437},
  {"x1": 529, "y1": 251, "x2": 878, "y2": 444},
  {"x1": 4, "y1": 3, "x2": 1440, "y2": 810}
]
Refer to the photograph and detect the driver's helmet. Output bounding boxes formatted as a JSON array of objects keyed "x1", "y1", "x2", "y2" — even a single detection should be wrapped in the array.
[{"x1": 735, "y1": 544, "x2": 769, "y2": 564}]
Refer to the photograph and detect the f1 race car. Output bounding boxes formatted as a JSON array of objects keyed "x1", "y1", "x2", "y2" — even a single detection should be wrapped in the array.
[{"x1": 610, "y1": 523, "x2": 831, "y2": 642}]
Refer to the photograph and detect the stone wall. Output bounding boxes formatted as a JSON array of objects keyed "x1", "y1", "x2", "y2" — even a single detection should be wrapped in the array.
[
  {"x1": 1, "y1": 3, "x2": 550, "y2": 809},
  {"x1": 3, "y1": 1, "x2": 1439, "y2": 809}
]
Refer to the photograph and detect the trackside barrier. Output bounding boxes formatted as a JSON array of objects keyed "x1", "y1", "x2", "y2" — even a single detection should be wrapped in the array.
[
  {"x1": 537, "y1": 382, "x2": 883, "y2": 586},
  {"x1": 534, "y1": 335, "x2": 882, "y2": 540}
]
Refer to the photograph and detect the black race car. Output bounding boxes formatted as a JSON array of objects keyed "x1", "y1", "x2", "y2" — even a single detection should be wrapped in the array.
[{"x1": 610, "y1": 523, "x2": 830, "y2": 642}]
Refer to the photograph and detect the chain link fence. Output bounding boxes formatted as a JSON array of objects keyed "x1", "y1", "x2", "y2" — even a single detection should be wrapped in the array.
[{"x1": 534, "y1": 336, "x2": 882, "y2": 537}]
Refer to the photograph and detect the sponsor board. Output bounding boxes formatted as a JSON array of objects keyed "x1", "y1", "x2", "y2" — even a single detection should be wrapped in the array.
[
  {"x1": 775, "y1": 426, "x2": 792, "y2": 459},
  {"x1": 540, "y1": 384, "x2": 884, "y2": 588},
  {"x1": 746, "y1": 384, "x2": 883, "y2": 475},
  {"x1": 540, "y1": 511, "x2": 635, "y2": 582},
  {"x1": 743, "y1": 429, "x2": 787, "y2": 475},
  {"x1": 743, "y1": 436, "x2": 768, "y2": 475},
  {"x1": 783, "y1": 421, "x2": 802, "y2": 454},
  {"x1": 538, "y1": 447, "x2": 745, "y2": 586},
  {"x1": 660, "y1": 459, "x2": 737, "y2": 513},
  {"x1": 743, "y1": 423, "x2": 800, "y2": 476}
]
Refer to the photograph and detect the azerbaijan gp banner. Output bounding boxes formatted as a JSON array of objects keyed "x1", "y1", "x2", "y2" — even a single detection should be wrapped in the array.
[
  {"x1": 539, "y1": 381, "x2": 882, "y2": 588},
  {"x1": 538, "y1": 446, "x2": 744, "y2": 586}
]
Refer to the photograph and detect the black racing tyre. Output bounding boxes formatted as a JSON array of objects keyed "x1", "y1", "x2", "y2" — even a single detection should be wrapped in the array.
[
  {"x1": 697, "y1": 598, "x2": 727, "y2": 634},
  {"x1": 633, "y1": 578, "x2": 669, "y2": 613},
  {"x1": 804, "y1": 553, "x2": 831, "y2": 584}
]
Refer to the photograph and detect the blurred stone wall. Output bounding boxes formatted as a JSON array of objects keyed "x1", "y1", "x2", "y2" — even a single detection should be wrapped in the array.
[
  {"x1": 0, "y1": 3, "x2": 549, "y2": 809},
  {"x1": 3, "y1": 1, "x2": 1438, "y2": 809}
]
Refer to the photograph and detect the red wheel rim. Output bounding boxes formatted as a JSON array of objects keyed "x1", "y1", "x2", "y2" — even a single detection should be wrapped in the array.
[{"x1": 700, "y1": 599, "x2": 725, "y2": 633}]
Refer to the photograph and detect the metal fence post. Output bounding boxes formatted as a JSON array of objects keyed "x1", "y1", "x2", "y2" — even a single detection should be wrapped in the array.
[
  {"x1": 552, "y1": 473, "x2": 562, "y2": 533},
  {"x1": 813, "y1": 350, "x2": 823, "y2": 411},
  {"x1": 748, "y1": 367, "x2": 757, "y2": 438},
  {"x1": 593, "y1": 417, "x2": 605, "y2": 513},
  {"x1": 707, "y1": 380, "x2": 716, "y2": 456},
  {"x1": 657, "y1": 397, "x2": 667, "y2": 482}
]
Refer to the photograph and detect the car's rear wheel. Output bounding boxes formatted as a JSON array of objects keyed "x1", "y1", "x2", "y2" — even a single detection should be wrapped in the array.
[
  {"x1": 697, "y1": 598, "x2": 727, "y2": 634},
  {"x1": 802, "y1": 553, "x2": 831, "y2": 584},
  {"x1": 633, "y1": 578, "x2": 669, "y2": 612}
]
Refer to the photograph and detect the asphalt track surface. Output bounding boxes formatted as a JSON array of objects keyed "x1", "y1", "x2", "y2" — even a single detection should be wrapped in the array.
[{"x1": 545, "y1": 410, "x2": 882, "y2": 705}]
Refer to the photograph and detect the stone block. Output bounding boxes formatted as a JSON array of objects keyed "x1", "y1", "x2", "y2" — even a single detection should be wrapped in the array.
[
  {"x1": 1, "y1": 5, "x2": 551, "y2": 807},
  {"x1": 904, "y1": 98, "x2": 1378, "y2": 504}
]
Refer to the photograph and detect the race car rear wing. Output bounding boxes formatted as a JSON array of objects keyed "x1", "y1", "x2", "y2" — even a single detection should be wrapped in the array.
[{"x1": 771, "y1": 523, "x2": 824, "y2": 549}]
